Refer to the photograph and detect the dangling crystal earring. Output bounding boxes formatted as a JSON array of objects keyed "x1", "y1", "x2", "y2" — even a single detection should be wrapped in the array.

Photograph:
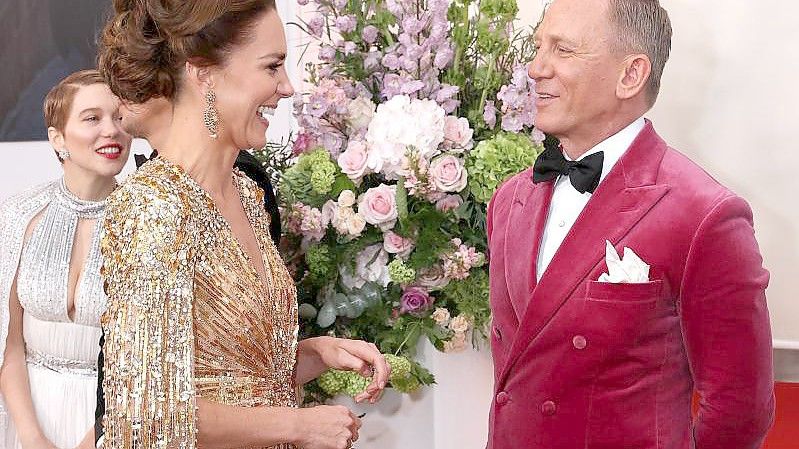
[
  {"x1": 203, "y1": 90, "x2": 219, "y2": 139},
  {"x1": 56, "y1": 148, "x2": 71, "y2": 160}
]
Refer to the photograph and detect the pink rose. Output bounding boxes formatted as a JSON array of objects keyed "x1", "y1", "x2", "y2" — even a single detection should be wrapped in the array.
[
  {"x1": 429, "y1": 155, "x2": 468, "y2": 193},
  {"x1": 443, "y1": 116, "x2": 474, "y2": 151},
  {"x1": 383, "y1": 230, "x2": 414, "y2": 257},
  {"x1": 358, "y1": 184, "x2": 398, "y2": 230},
  {"x1": 338, "y1": 140, "x2": 370, "y2": 181},
  {"x1": 435, "y1": 194, "x2": 463, "y2": 213}
]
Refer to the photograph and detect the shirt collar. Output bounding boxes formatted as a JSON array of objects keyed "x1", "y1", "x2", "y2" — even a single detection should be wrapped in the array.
[{"x1": 564, "y1": 116, "x2": 646, "y2": 184}]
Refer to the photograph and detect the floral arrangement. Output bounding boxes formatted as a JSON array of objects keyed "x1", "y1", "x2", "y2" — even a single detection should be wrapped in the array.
[{"x1": 257, "y1": 0, "x2": 546, "y2": 401}]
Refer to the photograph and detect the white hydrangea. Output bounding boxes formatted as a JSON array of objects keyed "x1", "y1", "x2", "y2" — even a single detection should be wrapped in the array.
[{"x1": 365, "y1": 95, "x2": 446, "y2": 178}]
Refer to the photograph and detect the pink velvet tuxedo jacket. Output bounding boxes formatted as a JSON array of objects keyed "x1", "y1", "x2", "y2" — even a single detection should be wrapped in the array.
[{"x1": 486, "y1": 122, "x2": 775, "y2": 449}]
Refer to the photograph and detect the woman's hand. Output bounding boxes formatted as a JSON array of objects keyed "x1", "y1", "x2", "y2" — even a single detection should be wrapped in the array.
[
  {"x1": 298, "y1": 336, "x2": 391, "y2": 403},
  {"x1": 290, "y1": 405, "x2": 361, "y2": 449}
]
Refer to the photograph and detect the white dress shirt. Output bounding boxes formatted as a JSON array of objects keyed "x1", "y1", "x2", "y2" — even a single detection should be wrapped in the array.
[{"x1": 536, "y1": 117, "x2": 646, "y2": 281}]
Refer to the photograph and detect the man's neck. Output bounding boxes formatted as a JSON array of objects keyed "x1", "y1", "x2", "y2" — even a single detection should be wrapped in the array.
[{"x1": 558, "y1": 109, "x2": 648, "y2": 159}]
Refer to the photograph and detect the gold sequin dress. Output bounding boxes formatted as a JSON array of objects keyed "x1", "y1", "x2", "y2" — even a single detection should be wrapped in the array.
[{"x1": 100, "y1": 158, "x2": 298, "y2": 449}]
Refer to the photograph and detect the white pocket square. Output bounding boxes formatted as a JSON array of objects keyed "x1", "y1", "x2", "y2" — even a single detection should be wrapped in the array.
[{"x1": 598, "y1": 240, "x2": 650, "y2": 283}]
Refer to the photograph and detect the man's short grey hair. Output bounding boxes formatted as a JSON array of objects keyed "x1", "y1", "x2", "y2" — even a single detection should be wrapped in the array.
[{"x1": 607, "y1": 0, "x2": 672, "y2": 103}]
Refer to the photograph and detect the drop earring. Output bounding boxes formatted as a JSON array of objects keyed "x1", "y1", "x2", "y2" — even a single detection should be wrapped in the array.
[
  {"x1": 56, "y1": 148, "x2": 71, "y2": 160},
  {"x1": 203, "y1": 89, "x2": 220, "y2": 139}
]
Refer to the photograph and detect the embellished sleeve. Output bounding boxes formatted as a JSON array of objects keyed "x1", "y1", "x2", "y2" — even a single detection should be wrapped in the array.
[{"x1": 100, "y1": 181, "x2": 198, "y2": 448}]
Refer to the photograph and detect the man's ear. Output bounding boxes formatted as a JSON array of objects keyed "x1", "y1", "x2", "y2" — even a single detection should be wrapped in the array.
[
  {"x1": 617, "y1": 53, "x2": 652, "y2": 100},
  {"x1": 47, "y1": 126, "x2": 65, "y2": 151}
]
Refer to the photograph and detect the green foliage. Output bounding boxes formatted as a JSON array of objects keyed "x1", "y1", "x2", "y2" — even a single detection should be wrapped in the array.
[
  {"x1": 281, "y1": 149, "x2": 339, "y2": 207},
  {"x1": 467, "y1": 132, "x2": 544, "y2": 203},
  {"x1": 388, "y1": 259, "x2": 416, "y2": 284},
  {"x1": 441, "y1": 270, "x2": 491, "y2": 335}
]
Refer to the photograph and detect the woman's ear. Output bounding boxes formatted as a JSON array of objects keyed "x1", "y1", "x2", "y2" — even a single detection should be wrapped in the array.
[
  {"x1": 184, "y1": 60, "x2": 216, "y2": 95},
  {"x1": 47, "y1": 126, "x2": 65, "y2": 151}
]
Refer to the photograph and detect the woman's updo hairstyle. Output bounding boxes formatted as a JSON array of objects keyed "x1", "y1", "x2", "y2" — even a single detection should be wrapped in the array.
[{"x1": 98, "y1": 0, "x2": 276, "y2": 104}]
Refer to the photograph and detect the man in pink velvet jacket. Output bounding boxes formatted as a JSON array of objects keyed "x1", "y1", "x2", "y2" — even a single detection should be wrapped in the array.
[{"x1": 485, "y1": 1, "x2": 775, "y2": 448}]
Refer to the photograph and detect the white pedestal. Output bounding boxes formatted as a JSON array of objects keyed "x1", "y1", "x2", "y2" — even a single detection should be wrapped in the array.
[{"x1": 332, "y1": 340, "x2": 495, "y2": 449}]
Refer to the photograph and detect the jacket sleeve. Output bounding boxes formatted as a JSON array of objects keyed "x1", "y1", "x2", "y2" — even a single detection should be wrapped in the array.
[
  {"x1": 680, "y1": 195, "x2": 775, "y2": 449},
  {"x1": 100, "y1": 182, "x2": 198, "y2": 449}
]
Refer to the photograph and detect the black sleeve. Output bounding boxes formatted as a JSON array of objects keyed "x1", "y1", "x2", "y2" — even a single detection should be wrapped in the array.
[
  {"x1": 94, "y1": 331, "x2": 105, "y2": 444},
  {"x1": 234, "y1": 150, "x2": 281, "y2": 247}
]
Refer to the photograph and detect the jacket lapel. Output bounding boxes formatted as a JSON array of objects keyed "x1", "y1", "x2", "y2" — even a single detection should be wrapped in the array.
[
  {"x1": 498, "y1": 122, "x2": 671, "y2": 385},
  {"x1": 502, "y1": 170, "x2": 553, "y2": 322}
]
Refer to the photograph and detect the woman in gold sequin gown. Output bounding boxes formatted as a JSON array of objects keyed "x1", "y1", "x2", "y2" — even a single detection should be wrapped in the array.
[{"x1": 96, "y1": 1, "x2": 390, "y2": 448}]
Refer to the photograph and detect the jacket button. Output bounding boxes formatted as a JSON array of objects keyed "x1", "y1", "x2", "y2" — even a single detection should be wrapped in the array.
[
  {"x1": 496, "y1": 391, "x2": 510, "y2": 405},
  {"x1": 541, "y1": 400, "x2": 557, "y2": 416},
  {"x1": 493, "y1": 326, "x2": 502, "y2": 341},
  {"x1": 572, "y1": 335, "x2": 587, "y2": 350}
]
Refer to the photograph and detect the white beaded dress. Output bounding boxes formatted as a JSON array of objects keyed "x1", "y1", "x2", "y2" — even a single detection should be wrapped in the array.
[{"x1": 0, "y1": 179, "x2": 106, "y2": 448}]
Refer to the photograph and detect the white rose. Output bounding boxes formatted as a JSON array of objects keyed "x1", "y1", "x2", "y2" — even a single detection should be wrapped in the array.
[
  {"x1": 346, "y1": 96, "x2": 376, "y2": 132},
  {"x1": 429, "y1": 154, "x2": 468, "y2": 193},
  {"x1": 346, "y1": 213, "x2": 367, "y2": 236},
  {"x1": 431, "y1": 307, "x2": 451, "y2": 326},
  {"x1": 448, "y1": 314, "x2": 470, "y2": 333},
  {"x1": 338, "y1": 189, "x2": 357, "y2": 208},
  {"x1": 444, "y1": 331, "x2": 467, "y2": 353},
  {"x1": 332, "y1": 206, "x2": 355, "y2": 235}
]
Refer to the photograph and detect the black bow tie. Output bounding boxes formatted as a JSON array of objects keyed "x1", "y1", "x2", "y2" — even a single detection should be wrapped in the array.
[{"x1": 532, "y1": 147, "x2": 604, "y2": 194}]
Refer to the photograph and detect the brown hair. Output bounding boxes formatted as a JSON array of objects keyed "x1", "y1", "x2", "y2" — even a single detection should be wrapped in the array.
[
  {"x1": 607, "y1": 0, "x2": 672, "y2": 104},
  {"x1": 43, "y1": 69, "x2": 107, "y2": 162},
  {"x1": 98, "y1": 0, "x2": 276, "y2": 104}
]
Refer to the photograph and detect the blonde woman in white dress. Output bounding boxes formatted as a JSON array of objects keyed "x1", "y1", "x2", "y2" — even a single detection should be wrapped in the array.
[{"x1": 0, "y1": 69, "x2": 131, "y2": 449}]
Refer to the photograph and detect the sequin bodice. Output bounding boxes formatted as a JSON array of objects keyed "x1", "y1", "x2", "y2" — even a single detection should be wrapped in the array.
[
  {"x1": 17, "y1": 179, "x2": 107, "y2": 326},
  {"x1": 101, "y1": 158, "x2": 298, "y2": 449}
]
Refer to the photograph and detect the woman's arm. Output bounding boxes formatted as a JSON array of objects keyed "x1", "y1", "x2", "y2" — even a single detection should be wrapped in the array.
[
  {"x1": 295, "y1": 336, "x2": 390, "y2": 403},
  {"x1": 0, "y1": 278, "x2": 57, "y2": 449},
  {"x1": 196, "y1": 398, "x2": 361, "y2": 449}
]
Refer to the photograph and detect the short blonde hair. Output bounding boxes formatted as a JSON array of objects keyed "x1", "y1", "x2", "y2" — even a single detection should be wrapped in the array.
[{"x1": 43, "y1": 69, "x2": 106, "y2": 162}]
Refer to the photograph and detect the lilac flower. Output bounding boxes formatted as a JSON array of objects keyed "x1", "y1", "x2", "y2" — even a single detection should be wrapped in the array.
[
  {"x1": 342, "y1": 41, "x2": 357, "y2": 55},
  {"x1": 296, "y1": 0, "x2": 309, "y2": 5},
  {"x1": 336, "y1": 15, "x2": 357, "y2": 33},
  {"x1": 319, "y1": 45, "x2": 336, "y2": 62},
  {"x1": 400, "y1": 56, "x2": 418, "y2": 72},
  {"x1": 435, "y1": 84, "x2": 459, "y2": 104},
  {"x1": 400, "y1": 79, "x2": 425, "y2": 95},
  {"x1": 382, "y1": 53, "x2": 401, "y2": 70},
  {"x1": 496, "y1": 65, "x2": 537, "y2": 132},
  {"x1": 362, "y1": 25, "x2": 379, "y2": 44},
  {"x1": 364, "y1": 50, "x2": 382, "y2": 71},
  {"x1": 308, "y1": 94, "x2": 330, "y2": 118},
  {"x1": 381, "y1": 73, "x2": 404, "y2": 99},
  {"x1": 402, "y1": 17, "x2": 426, "y2": 35},
  {"x1": 483, "y1": 100, "x2": 497, "y2": 129},
  {"x1": 434, "y1": 46, "x2": 454, "y2": 69},
  {"x1": 308, "y1": 15, "x2": 325, "y2": 38}
]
